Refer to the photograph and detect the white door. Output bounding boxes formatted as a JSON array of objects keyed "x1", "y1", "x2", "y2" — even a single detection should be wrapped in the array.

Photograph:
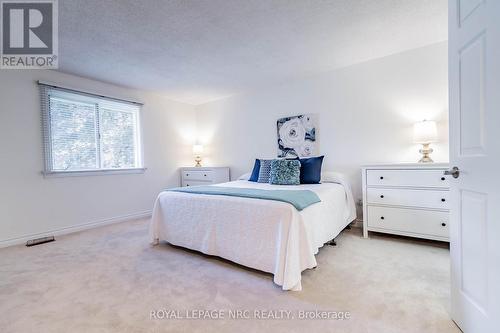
[{"x1": 449, "y1": 0, "x2": 500, "y2": 332}]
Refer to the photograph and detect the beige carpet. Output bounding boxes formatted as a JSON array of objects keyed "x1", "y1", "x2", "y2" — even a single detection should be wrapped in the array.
[{"x1": 0, "y1": 219, "x2": 460, "y2": 333}]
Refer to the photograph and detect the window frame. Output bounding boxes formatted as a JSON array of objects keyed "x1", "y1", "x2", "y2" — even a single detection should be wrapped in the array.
[{"x1": 39, "y1": 81, "x2": 146, "y2": 177}]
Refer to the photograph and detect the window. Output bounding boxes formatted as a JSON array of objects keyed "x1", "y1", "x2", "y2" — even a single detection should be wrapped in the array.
[{"x1": 40, "y1": 83, "x2": 144, "y2": 175}]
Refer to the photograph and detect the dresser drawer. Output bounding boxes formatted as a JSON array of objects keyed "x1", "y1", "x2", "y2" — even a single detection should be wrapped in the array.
[
  {"x1": 367, "y1": 206, "x2": 449, "y2": 239},
  {"x1": 367, "y1": 188, "x2": 449, "y2": 210},
  {"x1": 182, "y1": 170, "x2": 214, "y2": 181},
  {"x1": 366, "y1": 169, "x2": 449, "y2": 188}
]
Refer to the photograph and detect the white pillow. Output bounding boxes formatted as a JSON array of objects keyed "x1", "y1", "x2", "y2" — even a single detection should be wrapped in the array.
[{"x1": 238, "y1": 172, "x2": 251, "y2": 180}]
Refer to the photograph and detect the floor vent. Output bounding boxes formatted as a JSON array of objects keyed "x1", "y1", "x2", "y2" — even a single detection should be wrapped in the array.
[{"x1": 26, "y1": 236, "x2": 55, "y2": 247}]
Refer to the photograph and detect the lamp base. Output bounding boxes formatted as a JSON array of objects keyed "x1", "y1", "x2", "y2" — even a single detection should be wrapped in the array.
[
  {"x1": 418, "y1": 143, "x2": 434, "y2": 163},
  {"x1": 194, "y1": 156, "x2": 202, "y2": 167}
]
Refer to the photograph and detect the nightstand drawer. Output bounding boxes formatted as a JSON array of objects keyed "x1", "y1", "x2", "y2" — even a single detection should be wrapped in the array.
[
  {"x1": 182, "y1": 170, "x2": 214, "y2": 181},
  {"x1": 367, "y1": 206, "x2": 449, "y2": 239},
  {"x1": 367, "y1": 169, "x2": 449, "y2": 188},
  {"x1": 367, "y1": 188, "x2": 449, "y2": 210},
  {"x1": 180, "y1": 167, "x2": 230, "y2": 187},
  {"x1": 183, "y1": 180, "x2": 212, "y2": 187}
]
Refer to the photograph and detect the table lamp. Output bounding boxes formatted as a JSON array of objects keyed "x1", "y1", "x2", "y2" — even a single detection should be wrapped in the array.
[
  {"x1": 413, "y1": 120, "x2": 437, "y2": 163},
  {"x1": 192, "y1": 144, "x2": 204, "y2": 167}
]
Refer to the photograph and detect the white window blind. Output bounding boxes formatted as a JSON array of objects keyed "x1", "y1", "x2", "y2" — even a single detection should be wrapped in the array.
[{"x1": 40, "y1": 83, "x2": 144, "y2": 175}]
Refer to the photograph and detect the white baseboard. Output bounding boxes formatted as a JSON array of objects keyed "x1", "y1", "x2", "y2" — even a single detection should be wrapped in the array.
[
  {"x1": 0, "y1": 210, "x2": 151, "y2": 249},
  {"x1": 351, "y1": 218, "x2": 363, "y2": 229}
]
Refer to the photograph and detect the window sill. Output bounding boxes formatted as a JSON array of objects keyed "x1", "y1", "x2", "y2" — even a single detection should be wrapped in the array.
[{"x1": 42, "y1": 168, "x2": 147, "y2": 178}]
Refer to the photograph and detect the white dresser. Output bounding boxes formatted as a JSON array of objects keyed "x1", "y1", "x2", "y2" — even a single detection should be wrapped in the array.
[
  {"x1": 181, "y1": 167, "x2": 230, "y2": 187},
  {"x1": 361, "y1": 163, "x2": 450, "y2": 242}
]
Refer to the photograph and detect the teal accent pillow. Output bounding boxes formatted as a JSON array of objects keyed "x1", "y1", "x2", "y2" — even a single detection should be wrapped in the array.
[{"x1": 269, "y1": 159, "x2": 301, "y2": 185}]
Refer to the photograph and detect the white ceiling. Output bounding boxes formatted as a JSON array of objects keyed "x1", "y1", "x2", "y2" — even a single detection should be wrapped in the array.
[{"x1": 59, "y1": 0, "x2": 447, "y2": 105}]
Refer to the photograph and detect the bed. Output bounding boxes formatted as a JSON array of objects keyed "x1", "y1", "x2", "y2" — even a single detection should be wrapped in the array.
[{"x1": 149, "y1": 171, "x2": 356, "y2": 291}]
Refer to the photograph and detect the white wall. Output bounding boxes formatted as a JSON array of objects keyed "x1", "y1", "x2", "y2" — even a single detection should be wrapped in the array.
[
  {"x1": 0, "y1": 70, "x2": 196, "y2": 245},
  {"x1": 195, "y1": 42, "x2": 449, "y2": 217}
]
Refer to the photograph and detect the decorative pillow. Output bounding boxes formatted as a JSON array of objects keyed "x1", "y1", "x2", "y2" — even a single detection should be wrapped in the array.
[
  {"x1": 299, "y1": 156, "x2": 324, "y2": 184},
  {"x1": 249, "y1": 159, "x2": 261, "y2": 182},
  {"x1": 269, "y1": 159, "x2": 301, "y2": 185},
  {"x1": 257, "y1": 159, "x2": 273, "y2": 183}
]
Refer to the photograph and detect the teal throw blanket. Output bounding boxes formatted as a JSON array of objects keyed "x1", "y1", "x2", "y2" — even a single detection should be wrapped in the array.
[{"x1": 168, "y1": 186, "x2": 321, "y2": 211}]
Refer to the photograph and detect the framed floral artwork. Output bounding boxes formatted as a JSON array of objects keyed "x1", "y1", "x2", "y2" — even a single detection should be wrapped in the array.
[{"x1": 277, "y1": 114, "x2": 317, "y2": 158}]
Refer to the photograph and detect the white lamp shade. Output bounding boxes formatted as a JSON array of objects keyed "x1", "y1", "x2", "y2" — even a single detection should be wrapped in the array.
[
  {"x1": 413, "y1": 120, "x2": 438, "y2": 144},
  {"x1": 192, "y1": 144, "x2": 204, "y2": 155}
]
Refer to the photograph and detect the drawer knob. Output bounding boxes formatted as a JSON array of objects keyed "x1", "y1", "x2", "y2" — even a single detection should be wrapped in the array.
[
  {"x1": 380, "y1": 176, "x2": 384, "y2": 180},
  {"x1": 441, "y1": 177, "x2": 445, "y2": 181},
  {"x1": 186, "y1": 173, "x2": 189, "y2": 176},
  {"x1": 380, "y1": 216, "x2": 385, "y2": 220},
  {"x1": 441, "y1": 198, "x2": 446, "y2": 202},
  {"x1": 204, "y1": 174, "x2": 207, "y2": 177},
  {"x1": 186, "y1": 184, "x2": 190, "y2": 186},
  {"x1": 441, "y1": 222, "x2": 446, "y2": 227},
  {"x1": 380, "y1": 195, "x2": 384, "y2": 199}
]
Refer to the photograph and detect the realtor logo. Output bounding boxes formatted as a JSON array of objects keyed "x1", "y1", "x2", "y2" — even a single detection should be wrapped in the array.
[{"x1": 1, "y1": 0, "x2": 58, "y2": 69}]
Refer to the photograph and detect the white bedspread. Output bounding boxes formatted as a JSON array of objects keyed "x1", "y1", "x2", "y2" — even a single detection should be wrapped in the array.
[{"x1": 149, "y1": 172, "x2": 356, "y2": 291}]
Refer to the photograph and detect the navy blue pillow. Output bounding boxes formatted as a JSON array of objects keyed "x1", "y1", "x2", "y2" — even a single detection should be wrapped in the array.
[
  {"x1": 299, "y1": 156, "x2": 324, "y2": 184},
  {"x1": 249, "y1": 159, "x2": 260, "y2": 182}
]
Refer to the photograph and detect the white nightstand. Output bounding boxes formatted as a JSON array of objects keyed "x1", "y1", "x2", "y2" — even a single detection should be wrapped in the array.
[
  {"x1": 180, "y1": 167, "x2": 230, "y2": 187},
  {"x1": 361, "y1": 163, "x2": 450, "y2": 242}
]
